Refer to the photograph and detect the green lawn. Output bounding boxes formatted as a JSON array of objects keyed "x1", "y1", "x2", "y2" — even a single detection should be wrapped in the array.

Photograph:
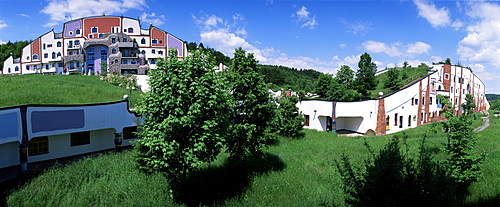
[
  {"x1": 0, "y1": 74, "x2": 141, "y2": 108},
  {"x1": 6, "y1": 115, "x2": 500, "y2": 206}
]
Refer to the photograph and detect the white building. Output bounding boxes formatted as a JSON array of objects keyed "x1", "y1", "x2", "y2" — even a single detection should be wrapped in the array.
[{"x1": 298, "y1": 64, "x2": 489, "y2": 135}]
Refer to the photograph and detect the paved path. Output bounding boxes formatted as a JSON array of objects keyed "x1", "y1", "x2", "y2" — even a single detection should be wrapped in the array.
[{"x1": 474, "y1": 117, "x2": 490, "y2": 132}]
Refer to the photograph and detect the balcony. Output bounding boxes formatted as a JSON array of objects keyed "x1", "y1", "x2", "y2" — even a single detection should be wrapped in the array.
[
  {"x1": 64, "y1": 54, "x2": 84, "y2": 64},
  {"x1": 117, "y1": 42, "x2": 134, "y2": 48},
  {"x1": 67, "y1": 45, "x2": 81, "y2": 49}
]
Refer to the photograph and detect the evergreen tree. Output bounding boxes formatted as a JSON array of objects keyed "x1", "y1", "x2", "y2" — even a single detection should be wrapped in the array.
[
  {"x1": 134, "y1": 49, "x2": 230, "y2": 183},
  {"x1": 224, "y1": 47, "x2": 278, "y2": 162},
  {"x1": 384, "y1": 68, "x2": 402, "y2": 90},
  {"x1": 315, "y1": 73, "x2": 333, "y2": 98},
  {"x1": 355, "y1": 52, "x2": 378, "y2": 98},
  {"x1": 276, "y1": 96, "x2": 304, "y2": 137}
]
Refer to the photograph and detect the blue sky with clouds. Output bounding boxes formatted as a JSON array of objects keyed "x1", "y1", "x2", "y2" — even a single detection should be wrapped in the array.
[{"x1": 1, "y1": 0, "x2": 500, "y2": 93}]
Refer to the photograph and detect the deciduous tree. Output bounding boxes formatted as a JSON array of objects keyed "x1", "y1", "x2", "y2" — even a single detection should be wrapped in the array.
[
  {"x1": 224, "y1": 47, "x2": 278, "y2": 162},
  {"x1": 355, "y1": 52, "x2": 378, "y2": 98},
  {"x1": 134, "y1": 50, "x2": 230, "y2": 182}
]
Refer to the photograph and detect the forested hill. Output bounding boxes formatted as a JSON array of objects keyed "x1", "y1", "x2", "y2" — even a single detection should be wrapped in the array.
[
  {"x1": 0, "y1": 41, "x2": 31, "y2": 64},
  {"x1": 257, "y1": 65, "x2": 321, "y2": 93}
]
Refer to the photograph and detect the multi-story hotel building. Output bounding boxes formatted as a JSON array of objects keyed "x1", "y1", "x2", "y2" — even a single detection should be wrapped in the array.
[{"x1": 2, "y1": 15, "x2": 187, "y2": 75}]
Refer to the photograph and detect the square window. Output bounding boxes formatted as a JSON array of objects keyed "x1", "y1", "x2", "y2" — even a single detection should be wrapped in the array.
[
  {"x1": 70, "y1": 131, "x2": 90, "y2": 146},
  {"x1": 123, "y1": 126, "x2": 138, "y2": 140},
  {"x1": 152, "y1": 39, "x2": 158, "y2": 44},
  {"x1": 29, "y1": 136, "x2": 49, "y2": 156},
  {"x1": 152, "y1": 49, "x2": 155, "y2": 54},
  {"x1": 44, "y1": 53, "x2": 48, "y2": 58},
  {"x1": 47, "y1": 44, "x2": 53, "y2": 48}
]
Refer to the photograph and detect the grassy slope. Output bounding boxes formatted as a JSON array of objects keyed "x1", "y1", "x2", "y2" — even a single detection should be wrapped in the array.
[
  {"x1": 0, "y1": 75, "x2": 141, "y2": 107},
  {"x1": 372, "y1": 67, "x2": 429, "y2": 98},
  {"x1": 7, "y1": 113, "x2": 499, "y2": 206}
]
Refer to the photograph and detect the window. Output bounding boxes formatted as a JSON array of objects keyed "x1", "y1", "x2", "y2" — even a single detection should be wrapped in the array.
[
  {"x1": 158, "y1": 50, "x2": 163, "y2": 55},
  {"x1": 45, "y1": 65, "x2": 49, "y2": 69},
  {"x1": 57, "y1": 41, "x2": 62, "y2": 47},
  {"x1": 26, "y1": 65, "x2": 30, "y2": 70},
  {"x1": 152, "y1": 39, "x2": 158, "y2": 44},
  {"x1": 141, "y1": 38, "x2": 146, "y2": 44},
  {"x1": 91, "y1": 27, "x2": 98, "y2": 33},
  {"x1": 112, "y1": 38, "x2": 116, "y2": 43},
  {"x1": 47, "y1": 44, "x2": 52, "y2": 48},
  {"x1": 29, "y1": 136, "x2": 49, "y2": 156},
  {"x1": 89, "y1": 34, "x2": 93, "y2": 38},
  {"x1": 123, "y1": 126, "x2": 138, "y2": 140},
  {"x1": 430, "y1": 97, "x2": 433, "y2": 105},
  {"x1": 112, "y1": 49, "x2": 117, "y2": 54},
  {"x1": 7, "y1": 68, "x2": 11, "y2": 73},
  {"x1": 141, "y1": 50, "x2": 145, "y2": 54},
  {"x1": 128, "y1": 27, "x2": 134, "y2": 33},
  {"x1": 76, "y1": 29, "x2": 81, "y2": 35},
  {"x1": 451, "y1": 87, "x2": 454, "y2": 94},
  {"x1": 422, "y1": 97, "x2": 425, "y2": 105},
  {"x1": 122, "y1": 60, "x2": 128, "y2": 64},
  {"x1": 99, "y1": 34, "x2": 104, "y2": 38},
  {"x1": 123, "y1": 38, "x2": 127, "y2": 42},
  {"x1": 386, "y1": 116, "x2": 390, "y2": 131},
  {"x1": 150, "y1": 59, "x2": 156, "y2": 64},
  {"x1": 57, "y1": 52, "x2": 61, "y2": 57},
  {"x1": 411, "y1": 98, "x2": 414, "y2": 105},
  {"x1": 43, "y1": 43, "x2": 46, "y2": 50},
  {"x1": 394, "y1": 113, "x2": 398, "y2": 126},
  {"x1": 399, "y1": 116, "x2": 403, "y2": 128},
  {"x1": 152, "y1": 49, "x2": 155, "y2": 54},
  {"x1": 408, "y1": 115, "x2": 411, "y2": 127},
  {"x1": 304, "y1": 115, "x2": 310, "y2": 126},
  {"x1": 445, "y1": 73, "x2": 449, "y2": 80},
  {"x1": 52, "y1": 52, "x2": 56, "y2": 59},
  {"x1": 58, "y1": 62, "x2": 63, "y2": 67},
  {"x1": 15, "y1": 66, "x2": 19, "y2": 71},
  {"x1": 71, "y1": 131, "x2": 90, "y2": 146},
  {"x1": 131, "y1": 60, "x2": 136, "y2": 64},
  {"x1": 75, "y1": 40, "x2": 80, "y2": 45},
  {"x1": 44, "y1": 53, "x2": 48, "y2": 58},
  {"x1": 69, "y1": 31, "x2": 73, "y2": 36},
  {"x1": 414, "y1": 99, "x2": 418, "y2": 105}
]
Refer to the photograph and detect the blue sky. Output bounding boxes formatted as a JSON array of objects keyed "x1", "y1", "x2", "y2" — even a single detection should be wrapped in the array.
[{"x1": 1, "y1": 0, "x2": 500, "y2": 93}]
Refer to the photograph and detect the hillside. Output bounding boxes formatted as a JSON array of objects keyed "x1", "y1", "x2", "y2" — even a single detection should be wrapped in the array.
[
  {"x1": 257, "y1": 65, "x2": 321, "y2": 92},
  {"x1": 486, "y1": 94, "x2": 500, "y2": 101},
  {"x1": 0, "y1": 75, "x2": 141, "y2": 108},
  {"x1": 372, "y1": 67, "x2": 429, "y2": 98}
]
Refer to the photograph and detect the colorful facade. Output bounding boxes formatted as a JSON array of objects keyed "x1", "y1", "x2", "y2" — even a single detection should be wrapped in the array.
[
  {"x1": 2, "y1": 16, "x2": 187, "y2": 75},
  {"x1": 298, "y1": 63, "x2": 490, "y2": 135}
]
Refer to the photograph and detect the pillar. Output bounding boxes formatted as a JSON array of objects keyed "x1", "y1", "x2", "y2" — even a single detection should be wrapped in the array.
[{"x1": 114, "y1": 132, "x2": 123, "y2": 152}]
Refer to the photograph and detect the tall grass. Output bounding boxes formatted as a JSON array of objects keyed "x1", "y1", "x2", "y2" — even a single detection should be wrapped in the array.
[
  {"x1": 0, "y1": 74, "x2": 141, "y2": 107},
  {"x1": 7, "y1": 116, "x2": 499, "y2": 206}
]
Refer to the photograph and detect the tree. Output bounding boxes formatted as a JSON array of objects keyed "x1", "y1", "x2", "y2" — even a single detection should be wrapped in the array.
[
  {"x1": 418, "y1": 62, "x2": 429, "y2": 68},
  {"x1": 403, "y1": 61, "x2": 409, "y2": 68},
  {"x1": 384, "y1": 68, "x2": 402, "y2": 90},
  {"x1": 224, "y1": 47, "x2": 278, "y2": 162},
  {"x1": 440, "y1": 94, "x2": 485, "y2": 185},
  {"x1": 355, "y1": 52, "x2": 378, "y2": 98},
  {"x1": 315, "y1": 73, "x2": 334, "y2": 98},
  {"x1": 134, "y1": 49, "x2": 230, "y2": 183},
  {"x1": 276, "y1": 96, "x2": 304, "y2": 137},
  {"x1": 462, "y1": 94, "x2": 476, "y2": 115},
  {"x1": 335, "y1": 65, "x2": 355, "y2": 86},
  {"x1": 445, "y1": 58, "x2": 451, "y2": 65}
]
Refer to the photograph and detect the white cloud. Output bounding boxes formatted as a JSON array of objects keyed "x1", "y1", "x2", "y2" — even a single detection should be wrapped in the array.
[
  {"x1": 458, "y1": 2, "x2": 500, "y2": 66},
  {"x1": 363, "y1": 40, "x2": 432, "y2": 57},
  {"x1": 41, "y1": 0, "x2": 147, "y2": 27},
  {"x1": 0, "y1": 20, "x2": 7, "y2": 30},
  {"x1": 140, "y1": 12, "x2": 166, "y2": 26},
  {"x1": 339, "y1": 18, "x2": 372, "y2": 36},
  {"x1": 339, "y1": 43, "x2": 347, "y2": 48},
  {"x1": 362, "y1": 41, "x2": 403, "y2": 57},
  {"x1": 407, "y1": 41, "x2": 431, "y2": 54},
  {"x1": 414, "y1": 0, "x2": 451, "y2": 28},
  {"x1": 19, "y1": 14, "x2": 30, "y2": 18},
  {"x1": 294, "y1": 6, "x2": 318, "y2": 29},
  {"x1": 0, "y1": 39, "x2": 6, "y2": 45}
]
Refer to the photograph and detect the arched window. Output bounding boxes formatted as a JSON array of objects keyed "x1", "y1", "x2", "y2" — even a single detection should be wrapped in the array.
[
  {"x1": 141, "y1": 38, "x2": 146, "y2": 44},
  {"x1": 52, "y1": 52, "x2": 56, "y2": 59},
  {"x1": 111, "y1": 49, "x2": 117, "y2": 54},
  {"x1": 8, "y1": 68, "x2": 11, "y2": 73},
  {"x1": 57, "y1": 52, "x2": 61, "y2": 57},
  {"x1": 128, "y1": 27, "x2": 134, "y2": 33},
  {"x1": 385, "y1": 116, "x2": 390, "y2": 131},
  {"x1": 57, "y1": 41, "x2": 62, "y2": 47},
  {"x1": 15, "y1": 66, "x2": 19, "y2": 71},
  {"x1": 33, "y1": 54, "x2": 38, "y2": 60},
  {"x1": 141, "y1": 50, "x2": 145, "y2": 54}
]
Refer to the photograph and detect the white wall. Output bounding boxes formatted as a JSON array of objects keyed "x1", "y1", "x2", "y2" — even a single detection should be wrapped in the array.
[
  {"x1": 2, "y1": 56, "x2": 21, "y2": 74},
  {"x1": 122, "y1": 18, "x2": 141, "y2": 36},
  {"x1": 336, "y1": 100, "x2": 378, "y2": 134},
  {"x1": 297, "y1": 100, "x2": 333, "y2": 131}
]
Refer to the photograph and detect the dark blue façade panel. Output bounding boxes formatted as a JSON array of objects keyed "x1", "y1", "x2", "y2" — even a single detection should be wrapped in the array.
[{"x1": 31, "y1": 110, "x2": 85, "y2": 133}]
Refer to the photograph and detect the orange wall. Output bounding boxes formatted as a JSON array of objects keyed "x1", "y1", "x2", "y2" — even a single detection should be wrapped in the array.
[{"x1": 83, "y1": 17, "x2": 121, "y2": 38}]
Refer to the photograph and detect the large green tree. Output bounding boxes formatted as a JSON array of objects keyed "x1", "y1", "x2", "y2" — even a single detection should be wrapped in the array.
[
  {"x1": 325, "y1": 65, "x2": 361, "y2": 101},
  {"x1": 275, "y1": 96, "x2": 304, "y2": 137},
  {"x1": 224, "y1": 47, "x2": 278, "y2": 162},
  {"x1": 355, "y1": 52, "x2": 378, "y2": 98},
  {"x1": 134, "y1": 49, "x2": 230, "y2": 182},
  {"x1": 315, "y1": 73, "x2": 334, "y2": 98},
  {"x1": 384, "y1": 68, "x2": 402, "y2": 91}
]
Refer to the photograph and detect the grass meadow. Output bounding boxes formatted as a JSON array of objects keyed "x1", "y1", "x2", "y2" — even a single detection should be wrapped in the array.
[
  {"x1": 0, "y1": 74, "x2": 141, "y2": 108},
  {"x1": 6, "y1": 112, "x2": 500, "y2": 206}
]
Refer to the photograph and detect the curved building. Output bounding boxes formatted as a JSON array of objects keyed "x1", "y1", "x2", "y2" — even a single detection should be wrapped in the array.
[{"x1": 2, "y1": 15, "x2": 187, "y2": 75}]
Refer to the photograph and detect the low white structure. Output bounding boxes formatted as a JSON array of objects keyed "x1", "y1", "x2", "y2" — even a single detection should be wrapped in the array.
[
  {"x1": 0, "y1": 100, "x2": 141, "y2": 171},
  {"x1": 298, "y1": 64, "x2": 489, "y2": 135}
]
